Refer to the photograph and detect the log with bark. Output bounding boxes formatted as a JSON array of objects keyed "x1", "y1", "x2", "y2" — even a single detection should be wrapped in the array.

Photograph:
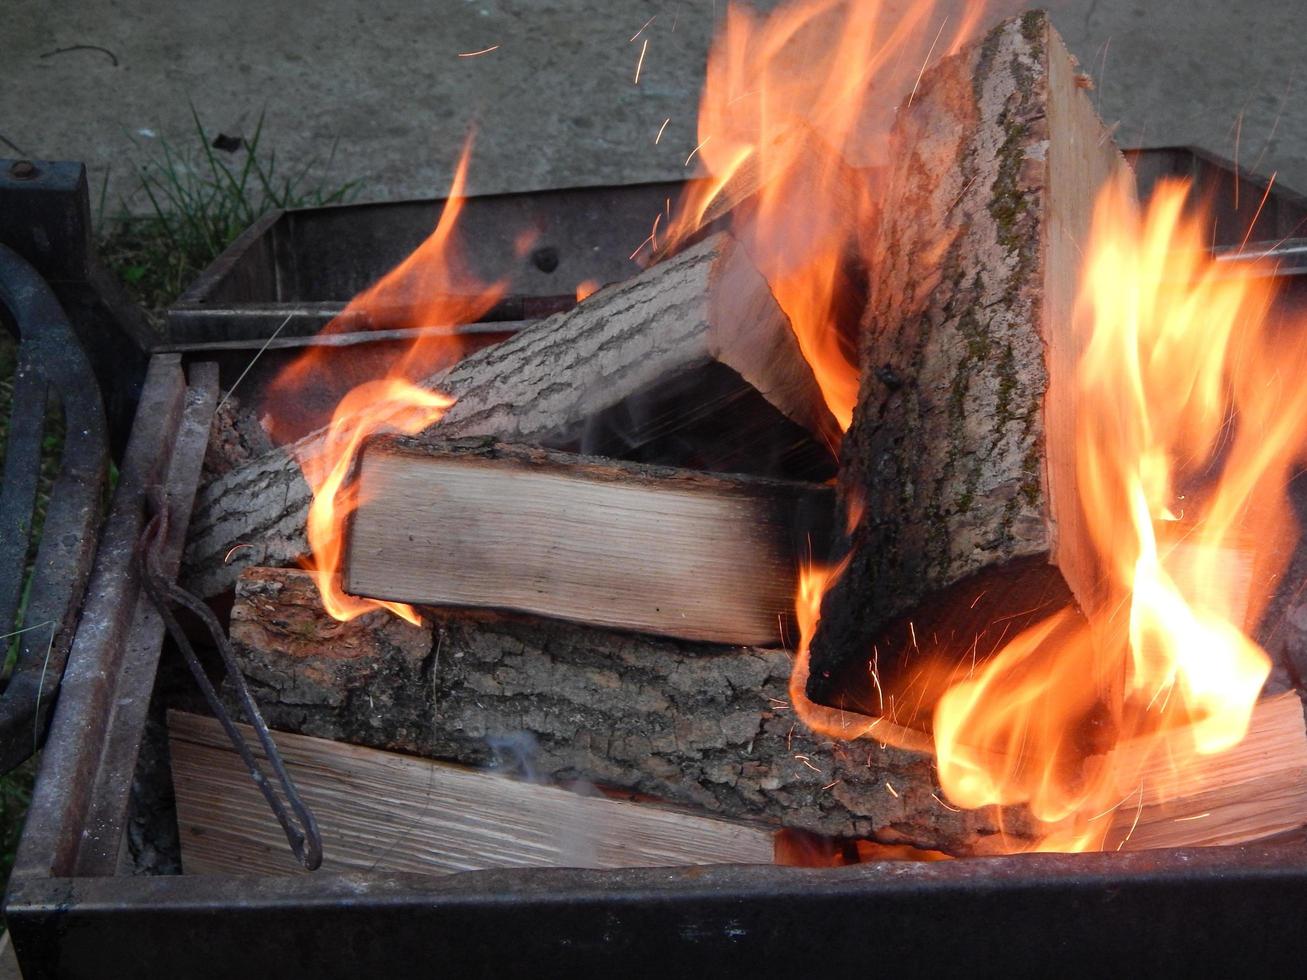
[
  {"x1": 807, "y1": 11, "x2": 1130, "y2": 702},
  {"x1": 224, "y1": 567, "x2": 1021, "y2": 854},
  {"x1": 223, "y1": 567, "x2": 1307, "y2": 855},
  {"x1": 343, "y1": 437, "x2": 832, "y2": 645},
  {"x1": 169, "y1": 711, "x2": 777, "y2": 875},
  {"x1": 182, "y1": 231, "x2": 841, "y2": 600}
]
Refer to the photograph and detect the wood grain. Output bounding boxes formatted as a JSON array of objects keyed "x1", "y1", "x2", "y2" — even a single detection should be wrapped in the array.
[
  {"x1": 170, "y1": 711, "x2": 776, "y2": 876},
  {"x1": 344, "y1": 438, "x2": 830, "y2": 645}
]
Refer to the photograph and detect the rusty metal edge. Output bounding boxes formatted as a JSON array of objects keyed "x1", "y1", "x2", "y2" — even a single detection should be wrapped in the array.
[
  {"x1": 9, "y1": 354, "x2": 187, "y2": 879},
  {"x1": 71, "y1": 362, "x2": 220, "y2": 875}
]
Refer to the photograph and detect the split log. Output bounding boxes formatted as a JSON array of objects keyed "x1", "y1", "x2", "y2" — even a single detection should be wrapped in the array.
[
  {"x1": 169, "y1": 711, "x2": 777, "y2": 875},
  {"x1": 224, "y1": 567, "x2": 1022, "y2": 854},
  {"x1": 183, "y1": 231, "x2": 840, "y2": 599},
  {"x1": 807, "y1": 11, "x2": 1130, "y2": 700},
  {"x1": 343, "y1": 437, "x2": 832, "y2": 645}
]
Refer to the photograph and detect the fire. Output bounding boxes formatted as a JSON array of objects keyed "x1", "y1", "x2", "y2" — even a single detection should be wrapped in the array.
[
  {"x1": 266, "y1": 138, "x2": 505, "y2": 624},
  {"x1": 930, "y1": 174, "x2": 1307, "y2": 850},
  {"x1": 795, "y1": 172, "x2": 1307, "y2": 852},
  {"x1": 665, "y1": 0, "x2": 987, "y2": 430}
]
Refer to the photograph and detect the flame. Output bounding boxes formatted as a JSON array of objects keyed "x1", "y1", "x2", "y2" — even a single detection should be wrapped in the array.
[
  {"x1": 666, "y1": 0, "x2": 987, "y2": 431},
  {"x1": 265, "y1": 137, "x2": 505, "y2": 624},
  {"x1": 928, "y1": 174, "x2": 1307, "y2": 850},
  {"x1": 794, "y1": 174, "x2": 1307, "y2": 852}
]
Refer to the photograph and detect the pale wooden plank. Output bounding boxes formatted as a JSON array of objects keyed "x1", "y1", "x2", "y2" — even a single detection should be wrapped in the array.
[
  {"x1": 344, "y1": 438, "x2": 830, "y2": 645},
  {"x1": 169, "y1": 711, "x2": 776, "y2": 876}
]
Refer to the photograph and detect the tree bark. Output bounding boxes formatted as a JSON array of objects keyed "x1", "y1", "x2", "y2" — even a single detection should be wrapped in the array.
[
  {"x1": 183, "y1": 231, "x2": 839, "y2": 599},
  {"x1": 807, "y1": 12, "x2": 1130, "y2": 704},
  {"x1": 227, "y1": 567, "x2": 1028, "y2": 855}
]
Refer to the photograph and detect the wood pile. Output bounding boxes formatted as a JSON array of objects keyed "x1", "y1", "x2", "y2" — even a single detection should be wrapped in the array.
[{"x1": 175, "y1": 12, "x2": 1307, "y2": 873}]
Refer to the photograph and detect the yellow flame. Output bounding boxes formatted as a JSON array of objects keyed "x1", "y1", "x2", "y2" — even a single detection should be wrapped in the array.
[
  {"x1": 929, "y1": 175, "x2": 1307, "y2": 850},
  {"x1": 267, "y1": 137, "x2": 505, "y2": 624}
]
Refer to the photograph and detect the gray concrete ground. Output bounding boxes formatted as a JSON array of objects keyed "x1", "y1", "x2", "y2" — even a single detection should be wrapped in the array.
[{"x1": 4, "y1": 1, "x2": 1307, "y2": 209}]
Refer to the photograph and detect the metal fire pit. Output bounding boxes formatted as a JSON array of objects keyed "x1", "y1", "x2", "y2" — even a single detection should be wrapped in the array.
[{"x1": 7, "y1": 149, "x2": 1307, "y2": 978}]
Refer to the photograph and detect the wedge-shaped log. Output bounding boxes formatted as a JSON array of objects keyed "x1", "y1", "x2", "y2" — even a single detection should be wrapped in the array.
[
  {"x1": 808, "y1": 11, "x2": 1130, "y2": 699},
  {"x1": 344, "y1": 438, "x2": 832, "y2": 646},
  {"x1": 169, "y1": 711, "x2": 777, "y2": 875},
  {"x1": 183, "y1": 231, "x2": 840, "y2": 599}
]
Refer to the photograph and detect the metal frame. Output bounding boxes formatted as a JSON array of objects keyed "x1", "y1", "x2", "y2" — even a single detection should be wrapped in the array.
[
  {"x1": 0, "y1": 245, "x2": 108, "y2": 773},
  {"x1": 9, "y1": 149, "x2": 1307, "y2": 976}
]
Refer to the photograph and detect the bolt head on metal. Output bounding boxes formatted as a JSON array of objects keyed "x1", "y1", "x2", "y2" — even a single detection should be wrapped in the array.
[{"x1": 9, "y1": 160, "x2": 38, "y2": 180}]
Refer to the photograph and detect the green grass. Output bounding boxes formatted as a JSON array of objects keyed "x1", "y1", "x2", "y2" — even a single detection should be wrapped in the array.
[
  {"x1": 99, "y1": 107, "x2": 359, "y2": 318},
  {"x1": 0, "y1": 113, "x2": 360, "y2": 904}
]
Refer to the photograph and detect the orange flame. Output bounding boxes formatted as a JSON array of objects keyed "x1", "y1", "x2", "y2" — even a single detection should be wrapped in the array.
[
  {"x1": 928, "y1": 175, "x2": 1307, "y2": 850},
  {"x1": 266, "y1": 137, "x2": 505, "y2": 624},
  {"x1": 793, "y1": 175, "x2": 1307, "y2": 852},
  {"x1": 666, "y1": 0, "x2": 987, "y2": 431}
]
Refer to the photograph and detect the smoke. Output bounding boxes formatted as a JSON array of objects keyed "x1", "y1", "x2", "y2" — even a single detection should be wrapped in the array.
[{"x1": 483, "y1": 731, "x2": 605, "y2": 869}]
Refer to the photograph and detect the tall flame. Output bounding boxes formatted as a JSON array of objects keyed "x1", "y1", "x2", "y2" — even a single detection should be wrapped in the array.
[
  {"x1": 666, "y1": 0, "x2": 987, "y2": 430},
  {"x1": 791, "y1": 172, "x2": 1307, "y2": 853},
  {"x1": 265, "y1": 138, "x2": 506, "y2": 625},
  {"x1": 928, "y1": 174, "x2": 1307, "y2": 850}
]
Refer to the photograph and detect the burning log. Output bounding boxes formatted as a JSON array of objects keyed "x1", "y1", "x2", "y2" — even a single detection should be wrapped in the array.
[
  {"x1": 342, "y1": 437, "x2": 831, "y2": 645},
  {"x1": 223, "y1": 566, "x2": 1307, "y2": 855},
  {"x1": 807, "y1": 11, "x2": 1129, "y2": 700},
  {"x1": 169, "y1": 711, "x2": 777, "y2": 875},
  {"x1": 223, "y1": 567, "x2": 1019, "y2": 854},
  {"x1": 183, "y1": 231, "x2": 840, "y2": 599}
]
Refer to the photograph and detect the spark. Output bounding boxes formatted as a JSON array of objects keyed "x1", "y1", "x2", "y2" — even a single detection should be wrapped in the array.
[
  {"x1": 630, "y1": 15, "x2": 656, "y2": 42},
  {"x1": 869, "y1": 649, "x2": 884, "y2": 714},
  {"x1": 1233, "y1": 111, "x2": 1245, "y2": 210},
  {"x1": 224, "y1": 543, "x2": 254, "y2": 563},
  {"x1": 1173, "y1": 812, "x2": 1212, "y2": 823},
  {"x1": 907, "y1": 17, "x2": 948, "y2": 108},
  {"x1": 823, "y1": 779, "x2": 841, "y2": 791},
  {"x1": 1239, "y1": 172, "x2": 1278, "y2": 252},
  {"x1": 458, "y1": 45, "x2": 500, "y2": 58},
  {"x1": 650, "y1": 212, "x2": 661, "y2": 252},
  {"x1": 654, "y1": 117, "x2": 670, "y2": 144},
  {"x1": 634, "y1": 38, "x2": 649, "y2": 84},
  {"x1": 216, "y1": 313, "x2": 294, "y2": 414},
  {"x1": 1251, "y1": 69, "x2": 1297, "y2": 177},
  {"x1": 931, "y1": 793, "x2": 960, "y2": 812},
  {"x1": 885, "y1": 781, "x2": 899, "y2": 799},
  {"x1": 908, "y1": 621, "x2": 919, "y2": 653},
  {"x1": 684, "y1": 135, "x2": 711, "y2": 167},
  {"x1": 794, "y1": 754, "x2": 822, "y2": 774},
  {"x1": 1115, "y1": 783, "x2": 1147, "y2": 851},
  {"x1": 628, "y1": 232, "x2": 656, "y2": 261},
  {"x1": 969, "y1": 590, "x2": 988, "y2": 609}
]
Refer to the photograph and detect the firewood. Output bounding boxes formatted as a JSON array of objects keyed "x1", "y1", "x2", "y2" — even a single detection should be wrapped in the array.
[
  {"x1": 223, "y1": 567, "x2": 1019, "y2": 855},
  {"x1": 223, "y1": 568, "x2": 1307, "y2": 855},
  {"x1": 342, "y1": 437, "x2": 832, "y2": 646},
  {"x1": 168, "y1": 711, "x2": 776, "y2": 875},
  {"x1": 1103, "y1": 691, "x2": 1307, "y2": 850},
  {"x1": 807, "y1": 12, "x2": 1130, "y2": 700},
  {"x1": 182, "y1": 231, "x2": 840, "y2": 599}
]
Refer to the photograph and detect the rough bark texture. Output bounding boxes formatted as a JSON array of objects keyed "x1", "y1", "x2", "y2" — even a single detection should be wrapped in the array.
[
  {"x1": 228, "y1": 568, "x2": 1027, "y2": 854},
  {"x1": 183, "y1": 232, "x2": 838, "y2": 599},
  {"x1": 808, "y1": 13, "x2": 1126, "y2": 701}
]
